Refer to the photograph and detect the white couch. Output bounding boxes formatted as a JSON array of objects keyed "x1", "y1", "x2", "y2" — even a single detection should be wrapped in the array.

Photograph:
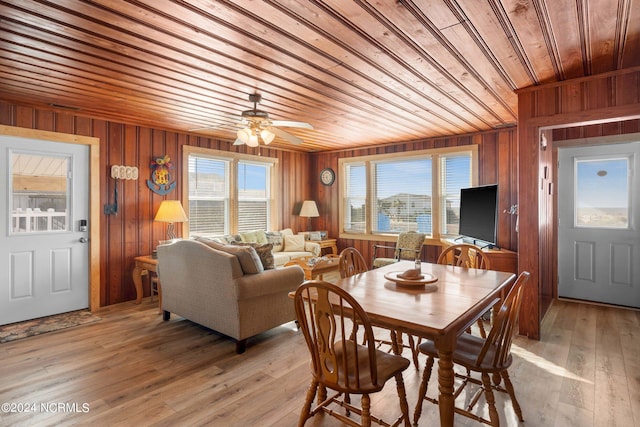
[{"x1": 204, "y1": 228, "x2": 320, "y2": 268}]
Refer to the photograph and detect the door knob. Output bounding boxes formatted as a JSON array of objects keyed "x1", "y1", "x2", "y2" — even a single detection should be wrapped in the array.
[{"x1": 79, "y1": 237, "x2": 88, "y2": 243}]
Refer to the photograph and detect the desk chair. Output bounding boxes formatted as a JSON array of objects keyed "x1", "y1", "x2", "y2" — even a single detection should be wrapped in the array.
[
  {"x1": 294, "y1": 280, "x2": 411, "y2": 427},
  {"x1": 413, "y1": 271, "x2": 530, "y2": 427}
]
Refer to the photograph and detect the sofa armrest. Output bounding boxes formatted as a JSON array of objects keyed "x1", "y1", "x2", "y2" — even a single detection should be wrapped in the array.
[
  {"x1": 304, "y1": 241, "x2": 321, "y2": 257},
  {"x1": 235, "y1": 265, "x2": 305, "y2": 300}
]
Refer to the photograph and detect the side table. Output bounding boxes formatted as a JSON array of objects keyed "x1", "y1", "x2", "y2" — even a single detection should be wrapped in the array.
[
  {"x1": 315, "y1": 238, "x2": 338, "y2": 255},
  {"x1": 132, "y1": 255, "x2": 162, "y2": 313}
]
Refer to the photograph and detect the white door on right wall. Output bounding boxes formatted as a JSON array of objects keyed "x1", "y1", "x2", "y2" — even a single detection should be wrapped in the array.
[{"x1": 558, "y1": 142, "x2": 640, "y2": 309}]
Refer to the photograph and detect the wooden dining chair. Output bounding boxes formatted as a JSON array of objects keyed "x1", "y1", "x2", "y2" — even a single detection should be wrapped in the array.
[
  {"x1": 438, "y1": 243, "x2": 492, "y2": 338},
  {"x1": 437, "y1": 243, "x2": 492, "y2": 269},
  {"x1": 340, "y1": 247, "x2": 420, "y2": 369},
  {"x1": 339, "y1": 247, "x2": 368, "y2": 278},
  {"x1": 294, "y1": 280, "x2": 411, "y2": 427},
  {"x1": 413, "y1": 271, "x2": 530, "y2": 427}
]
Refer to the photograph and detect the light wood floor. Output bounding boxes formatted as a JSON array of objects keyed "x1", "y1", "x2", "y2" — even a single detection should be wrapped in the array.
[{"x1": 0, "y1": 297, "x2": 638, "y2": 427}]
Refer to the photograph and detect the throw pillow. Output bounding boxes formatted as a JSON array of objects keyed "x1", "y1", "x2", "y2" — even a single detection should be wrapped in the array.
[
  {"x1": 234, "y1": 242, "x2": 275, "y2": 270},
  {"x1": 194, "y1": 236, "x2": 226, "y2": 251},
  {"x1": 284, "y1": 234, "x2": 305, "y2": 252},
  {"x1": 266, "y1": 231, "x2": 283, "y2": 252},
  {"x1": 239, "y1": 230, "x2": 268, "y2": 244},
  {"x1": 195, "y1": 236, "x2": 263, "y2": 274}
]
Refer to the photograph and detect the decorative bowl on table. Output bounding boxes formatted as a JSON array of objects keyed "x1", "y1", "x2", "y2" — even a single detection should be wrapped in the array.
[{"x1": 384, "y1": 269, "x2": 438, "y2": 287}]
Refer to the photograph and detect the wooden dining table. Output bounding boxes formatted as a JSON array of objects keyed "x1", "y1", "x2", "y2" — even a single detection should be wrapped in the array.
[{"x1": 331, "y1": 260, "x2": 516, "y2": 427}]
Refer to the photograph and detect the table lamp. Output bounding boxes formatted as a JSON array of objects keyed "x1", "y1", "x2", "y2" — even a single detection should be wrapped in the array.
[
  {"x1": 154, "y1": 200, "x2": 188, "y2": 240},
  {"x1": 299, "y1": 200, "x2": 319, "y2": 232}
]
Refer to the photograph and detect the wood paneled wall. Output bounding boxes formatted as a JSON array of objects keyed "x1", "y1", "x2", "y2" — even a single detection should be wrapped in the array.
[
  {"x1": 0, "y1": 100, "x2": 314, "y2": 306},
  {"x1": 517, "y1": 66, "x2": 640, "y2": 340},
  {"x1": 0, "y1": 99, "x2": 519, "y2": 307},
  {"x1": 310, "y1": 128, "x2": 519, "y2": 267}
]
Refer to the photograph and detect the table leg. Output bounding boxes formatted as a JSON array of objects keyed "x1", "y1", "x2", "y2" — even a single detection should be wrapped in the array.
[
  {"x1": 436, "y1": 343, "x2": 455, "y2": 427},
  {"x1": 132, "y1": 266, "x2": 146, "y2": 304},
  {"x1": 330, "y1": 243, "x2": 338, "y2": 255}
]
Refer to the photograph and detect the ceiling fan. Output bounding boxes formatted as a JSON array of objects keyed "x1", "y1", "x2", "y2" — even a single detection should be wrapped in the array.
[{"x1": 232, "y1": 93, "x2": 313, "y2": 147}]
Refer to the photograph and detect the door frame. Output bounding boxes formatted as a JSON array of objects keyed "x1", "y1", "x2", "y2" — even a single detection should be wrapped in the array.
[{"x1": 0, "y1": 125, "x2": 100, "y2": 312}]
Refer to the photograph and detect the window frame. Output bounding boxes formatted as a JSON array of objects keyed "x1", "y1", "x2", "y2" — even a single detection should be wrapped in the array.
[
  {"x1": 338, "y1": 145, "x2": 478, "y2": 244},
  {"x1": 182, "y1": 146, "x2": 279, "y2": 238}
]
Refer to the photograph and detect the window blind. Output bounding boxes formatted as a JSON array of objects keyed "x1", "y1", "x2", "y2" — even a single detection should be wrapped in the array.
[
  {"x1": 188, "y1": 156, "x2": 228, "y2": 236},
  {"x1": 440, "y1": 154, "x2": 472, "y2": 235},
  {"x1": 373, "y1": 158, "x2": 432, "y2": 233},
  {"x1": 343, "y1": 163, "x2": 366, "y2": 233},
  {"x1": 237, "y1": 162, "x2": 269, "y2": 232}
]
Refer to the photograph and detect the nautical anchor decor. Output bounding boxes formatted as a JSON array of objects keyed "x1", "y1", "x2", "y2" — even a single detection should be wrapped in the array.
[{"x1": 147, "y1": 154, "x2": 177, "y2": 195}]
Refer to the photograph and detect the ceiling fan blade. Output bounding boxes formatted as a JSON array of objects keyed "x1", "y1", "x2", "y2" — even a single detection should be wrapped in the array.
[
  {"x1": 270, "y1": 127, "x2": 303, "y2": 145},
  {"x1": 270, "y1": 120, "x2": 313, "y2": 129}
]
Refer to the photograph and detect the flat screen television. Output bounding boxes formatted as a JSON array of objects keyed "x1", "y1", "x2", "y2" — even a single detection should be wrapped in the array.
[{"x1": 458, "y1": 184, "x2": 498, "y2": 248}]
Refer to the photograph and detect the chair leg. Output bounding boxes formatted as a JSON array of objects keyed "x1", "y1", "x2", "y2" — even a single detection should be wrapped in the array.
[
  {"x1": 501, "y1": 370, "x2": 524, "y2": 421},
  {"x1": 298, "y1": 379, "x2": 318, "y2": 427},
  {"x1": 393, "y1": 372, "x2": 411, "y2": 427},
  {"x1": 406, "y1": 334, "x2": 420, "y2": 370},
  {"x1": 481, "y1": 372, "x2": 500, "y2": 427},
  {"x1": 361, "y1": 393, "x2": 371, "y2": 427},
  {"x1": 413, "y1": 356, "x2": 434, "y2": 426},
  {"x1": 235, "y1": 339, "x2": 247, "y2": 354}
]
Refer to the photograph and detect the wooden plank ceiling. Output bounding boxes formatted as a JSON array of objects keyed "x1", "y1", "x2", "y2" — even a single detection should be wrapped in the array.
[{"x1": 1, "y1": 0, "x2": 638, "y2": 152}]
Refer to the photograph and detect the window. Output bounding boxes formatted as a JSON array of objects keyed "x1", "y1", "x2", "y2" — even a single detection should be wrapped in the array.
[
  {"x1": 184, "y1": 147, "x2": 277, "y2": 238},
  {"x1": 339, "y1": 146, "x2": 477, "y2": 239},
  {"x1": 11, "y1": 152, "x2": 69, "y2": 234},
  {"x1": 575, "y1": 156, "x2": 630, "y2": 228}
]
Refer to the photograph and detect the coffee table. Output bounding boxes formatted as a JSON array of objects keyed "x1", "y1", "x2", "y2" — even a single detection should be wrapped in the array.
[{"x1": 284, "y1": 255, "x2": 340, "y2": 280}]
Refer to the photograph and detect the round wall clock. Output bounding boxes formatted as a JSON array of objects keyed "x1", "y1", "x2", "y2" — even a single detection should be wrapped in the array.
[{"x1": 320, "y1": 167, "x2": 335, "y2": 186}]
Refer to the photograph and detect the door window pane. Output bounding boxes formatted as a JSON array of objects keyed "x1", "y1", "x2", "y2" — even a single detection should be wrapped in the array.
[
  {"x1": 11, "y1": 153, "x2": 68, "y2": 233},
  {"x1": 575, "y1": 157, "x2": 629, "y2": 228}
]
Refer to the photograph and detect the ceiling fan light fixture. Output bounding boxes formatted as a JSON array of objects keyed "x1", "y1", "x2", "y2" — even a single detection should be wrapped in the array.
[
  {"x1": 260, "y1": 129, "x2": 275, "y2": 145},
  {"x1": 237, "y1": 128, "x2": 252, "y2": 144},
  {"x1": 247, "y1": 133, "x2": 260, "y2": 147}
]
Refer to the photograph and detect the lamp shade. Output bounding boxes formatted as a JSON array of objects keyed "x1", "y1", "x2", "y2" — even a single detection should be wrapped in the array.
[
  {"x1": 154, "y1": 200, "x2": 188, "y2": 223},
  {"x1": 154, "y1": 200, "x2": 188, "y2": 240},
  {"x1": 299, "y1": 200, "x2": 320, "y2": 217}
]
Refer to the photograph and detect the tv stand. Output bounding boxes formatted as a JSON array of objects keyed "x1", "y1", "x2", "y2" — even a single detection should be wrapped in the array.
[
  {"x1": 441, "y1": 238, "x2": 517, "y2": 274},
  {"x1": 453, "y1": 236, "x2": 498, "y2": 250}
]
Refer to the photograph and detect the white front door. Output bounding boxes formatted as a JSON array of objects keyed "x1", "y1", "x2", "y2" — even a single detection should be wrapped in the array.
[
  {"x1": 0, "y1": 136, "x2": 90, "y2": 325},
  {"x1": 558, "y1": 141, "x2": 640, "y2": 308}
]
